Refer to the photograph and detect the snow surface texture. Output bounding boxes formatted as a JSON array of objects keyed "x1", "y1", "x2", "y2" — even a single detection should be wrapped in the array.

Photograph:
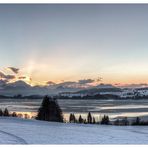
[{"x1": 0, "y1": 117, "x2": 147, "y2": 144}]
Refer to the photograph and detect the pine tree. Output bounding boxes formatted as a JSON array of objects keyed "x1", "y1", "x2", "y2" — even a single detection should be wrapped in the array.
[
  {"x1": 11, "y1": 112, "x2": 17, "y2": 117},
  {"x1": 135, "y1": 117, "x2": 140, "y2": 125},
  {"x1": 3, "y1": 108, "x2": 9, "y2": 116},
  {"x1": 69, "y1": 113, "x2": 73, "y2": 123},
  {"x1": 78, "y1": 115, "x2": 83, "y2": 123},
  {"x1": 69, "y1": 113, "x2": 76, "y2": 123},
  {"x1": 87, "y1": 112, "x2": 92, "y2": 124},
  {"x1": 36, "y1": 96, "x2": 63, "y2": 122},
  {"x1": 84, "y1": 119, "x2": 87, "y2": 124},
  {"x1": 101, "y1": 115, "x2": 110, "y2": 125},
  {"x1": 73, "y1": 114, "x2": 76, "y2": 123},
  {"x1": 0, "y1": 109, "x2": 3, "y2": 116},
  {"x1": 24, "y1": 114, "x2": 30, "y2": 119},
  {"x1": 93, "y1": 117, "x2": 96, "y2": 124}
]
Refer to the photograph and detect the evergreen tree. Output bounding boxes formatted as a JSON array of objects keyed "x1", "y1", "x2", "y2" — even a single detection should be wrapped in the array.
[
  {"x1": 87, "y1": 112, "x2": 92, "y2": 124},
  {"x1": 135, "y1": 117, "x2": 140, "y2": 125},
  {"x1": 3, "y1": 108, "x2": 9, "y2": 116},
  {"x1": 69, "y1": 113, "x2": 76, "y2": 123},
  {"x1": 69, "y1": 113, "x2": 73, "y2": 123},
  {"x1": 101, "y1": 115, "x2": 110, "y2": 125},
  {"x1": 11, "y1": 112, "x2": 17, "y2": 117},
  {"x1": 0, "y1": 109, "x2": 3, "y2": 116},
  {"x1": 24, "y1": 114, "x2": 30, "y2": 119},
  {"x1": 84, "y1": 119, "x2": 87, "y2": 124},
  {"x1": 78, "y1": 115, "x2": 83, "y2": 123},
  {"x1": 72, "y1": 114, "x2": 76, "y2": 123},
  {"x1": 36, "y1": 96, "x2": 63, "y2": 122},
  {"x1": 93, "y1": 117, "x2": 96, "y2": 124}
]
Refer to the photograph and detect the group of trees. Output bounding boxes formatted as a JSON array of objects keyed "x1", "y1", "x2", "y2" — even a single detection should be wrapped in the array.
[
  {"x1": 131, "y1": 117, "x2": 148, "y2": 125},
  {"x1": 114, "y1": 117, "x2": 129, "y2": 126},
  {"x1": 113, "y1": 117, "x2": 148, "y2": 126},
  {"x1": 36, "y1": 96, "x2": 63, "y2": 122},
  {"x1": 0, "y1": 108, "x2": 30, "y2": 119},
  {"x1": 100, "y1": 115, "x2": 110, "y2": 124},
  {"x1": 69, "y1": 112, "x2": 110, "y2": 125},
  {"x1": 69, "y1": 113, "x2": 87, "y2": 124},
  {"x1": 1, "y1": 96, "x2": 148, "y2": 126},
  {"x1": 0, "y1": 108, "x2": 17, "y2": 117},
  {"x1": 36, "y1": 96, "x2": 111, "y2": 125},
  {"x1": 35, "y1": 96, "x2": 111, "y2": 125}
]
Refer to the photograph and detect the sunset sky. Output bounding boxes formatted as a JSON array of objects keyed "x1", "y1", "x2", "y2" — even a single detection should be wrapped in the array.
[{"x1": 1, "y1": 4, "x2": 148, "y2": 85}]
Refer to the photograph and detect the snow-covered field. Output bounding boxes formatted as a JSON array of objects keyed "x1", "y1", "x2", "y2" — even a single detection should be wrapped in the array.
[{"x1": 0, "y1": 117, "x2": 148, "y2": 144}]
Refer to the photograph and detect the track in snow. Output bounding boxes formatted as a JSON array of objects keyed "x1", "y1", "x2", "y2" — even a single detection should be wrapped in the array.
[{"x1": 0, "y1": 130, "x2": 27, "y2": 144}]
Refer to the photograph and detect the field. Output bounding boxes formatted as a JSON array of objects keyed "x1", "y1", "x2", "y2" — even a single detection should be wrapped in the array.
[{"x1": 0, "y1": 117, "x2": 147, "y2": 144}]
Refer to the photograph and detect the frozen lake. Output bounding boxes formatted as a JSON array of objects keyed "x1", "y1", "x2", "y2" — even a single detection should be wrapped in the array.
[{"x1": 0, "y1": 98, "x2": 148, "y2": 121}]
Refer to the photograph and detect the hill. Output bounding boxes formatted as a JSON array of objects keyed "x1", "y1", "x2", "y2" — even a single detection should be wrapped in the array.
[{"x1": 0, "y1": 117, "x2": 147, "y2": 144}]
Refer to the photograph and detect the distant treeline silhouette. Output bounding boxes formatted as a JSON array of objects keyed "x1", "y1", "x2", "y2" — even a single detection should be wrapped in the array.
[
  {"x1": 58, "y1": 94, "x2": 120, "y2": 100},
  {"x1": 0, "y1": 108, "x2": 31, "y2": 119},
  {"x1": 0, "y1": 108, "x2": 18, "y2": 117},
  {"x1": 1, "y1": 95, "x2": 148, "y2": 126},
  {"x1": 1, "y1": 92, "x2": 148, "y2": 100},
  {"x1": 69, "y1": 112, "x2": 110, "y2": 125}
]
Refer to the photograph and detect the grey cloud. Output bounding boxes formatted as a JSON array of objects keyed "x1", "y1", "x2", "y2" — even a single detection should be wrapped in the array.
[
  {"x1": 8, "y1": 67, "x2": 19, "y2": 74},
  {"x1": 46, "y1": 81, "x2": 56, "y2": 85},
  {"x1": 58, "y1": 81, "x2": 76, "y2": 86},
  {"x1": 0, "y1": 71, "x2": 15, "y2": 80},
  {"x1": 0, "y1": 72, "x2": 6, "y2": 78},
  {"x1": 5, "y1": 75, "x2": 15, "y2": 80},
  {"x1": 78, "y1": 79, "x2": 95, "y2": 84}
]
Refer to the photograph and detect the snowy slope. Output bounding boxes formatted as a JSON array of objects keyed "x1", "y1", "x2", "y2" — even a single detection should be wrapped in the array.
[{"x1": 0, "y1": 117, "x2": 148, "y2": 144}]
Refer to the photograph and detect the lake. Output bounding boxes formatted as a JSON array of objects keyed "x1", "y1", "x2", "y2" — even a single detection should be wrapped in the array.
[{"x1": 0, "y1": 98, "x2": 148, "y2": 121}]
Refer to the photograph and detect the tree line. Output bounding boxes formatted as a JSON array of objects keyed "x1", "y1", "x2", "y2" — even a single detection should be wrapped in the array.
[
  {"x1": 36, "y1": 96, "x2": 110, "y2": 124},
  {"x1": 69, "y1": 113, "x2": 110, "y2": 125},
  {"x1": 0, "y1": 108, "x2": 31, "y2": 119},
  {"x1": 1, "y1": 96, "x2": 148, "y2": 126},
  {"x1": 36, "y1": 96, "x2": 148, "y2": 126},
  {"x1": 0, "y1": 108, "x2": 17, "y2": 117}
]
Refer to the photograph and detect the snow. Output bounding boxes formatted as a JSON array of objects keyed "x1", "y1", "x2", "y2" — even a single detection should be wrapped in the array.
[{"x1": 0, "y1": 117, "x2": 147, "y2": 144}]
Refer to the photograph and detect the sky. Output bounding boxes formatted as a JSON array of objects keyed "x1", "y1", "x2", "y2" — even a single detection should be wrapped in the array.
[{"x1": 0, "y1": 4, "x2": 148, "y2": 86}]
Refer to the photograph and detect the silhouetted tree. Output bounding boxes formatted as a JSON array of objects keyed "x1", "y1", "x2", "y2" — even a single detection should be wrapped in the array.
[
  {"x1": 3, "y1": 108, "x2": 9, "y2": 116},
  {"x1": 87, "y1": 112, "x2": 92, "y2": 124},
  {"x1": 83, "y1": 119, "x2": 87, "y2": 124},
  {"x1": 69, "y1": 113, "x2": 73, "y2": 123},
  {"x1": 0, "y1": 109, "x2": 3, "y2": 116},
  {"x1": 36, "y1": 96, "x2": 63, "y2": 122},
  {"x1": 132, "y1": 117, "x2": 141, "y2": 125},
  {"x1": 69, "y1": 113, "x2": 76, "y2": 123},
  {"x1": 78, "y1": 115, "x2": 83, "y2": 123},
  {"x1": 135, "y1": 117, "x2": 140, "y2": 125},
  {"x1": 101, "y1": 115, "x2": 109, "y2": 125},
  {"x1": 24, "y1": 114, "x2": 30, "y2": 119},
  {"x1": 93, "y1": 117, "x2": 96, "y2": 124},
  {"x1": 11, "y1": 112, "x2": 17, "y2": 117}
]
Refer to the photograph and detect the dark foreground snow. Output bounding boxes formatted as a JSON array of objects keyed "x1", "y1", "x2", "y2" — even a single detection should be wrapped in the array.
[{"x1": 0, "y1": 117, "x2": 147, "y2": 144}]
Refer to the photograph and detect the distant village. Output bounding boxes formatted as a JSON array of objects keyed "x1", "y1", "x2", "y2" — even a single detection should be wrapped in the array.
[{"x1": 59, "y1": 87, "x2": 148, "y2": 99}]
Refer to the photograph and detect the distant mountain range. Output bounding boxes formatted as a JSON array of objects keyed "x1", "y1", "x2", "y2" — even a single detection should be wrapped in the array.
[
  {"x1": 0, "y1": 80, "x2": 83, "y2": 96},
  {"x1": 0, "y1": 80, "x2": 147, "y2": 97}
]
